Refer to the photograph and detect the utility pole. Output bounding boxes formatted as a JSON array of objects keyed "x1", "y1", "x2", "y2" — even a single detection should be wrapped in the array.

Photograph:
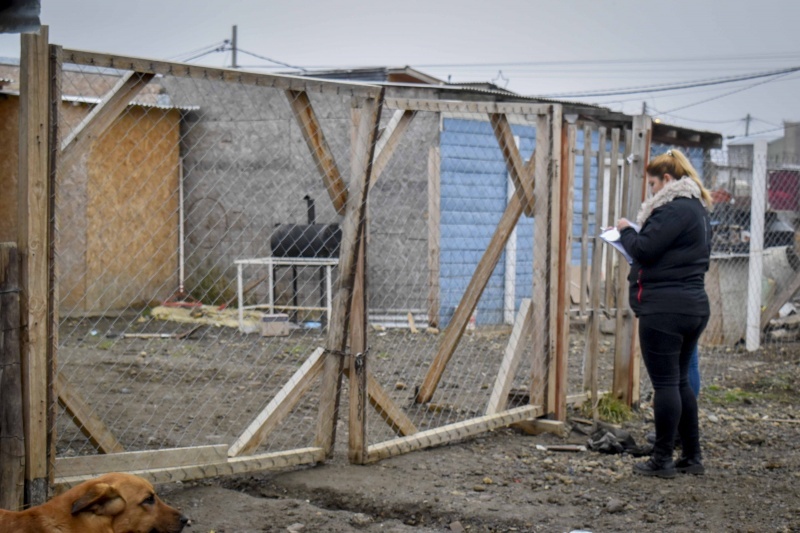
[
  {"x1": 231, "y1": 25, "x2": 238, "y2": 68},
  {"x1": 642, "y1": 101, "x2": 647, "y2": 115},
  {"x1": 745, "y1": 113, "x2": 751, "y2": 136}
]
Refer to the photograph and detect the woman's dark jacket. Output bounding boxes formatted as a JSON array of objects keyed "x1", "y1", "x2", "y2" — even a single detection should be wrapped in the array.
[{"x1": 618, "y1": 197, "x2": 711, "y2": 317}]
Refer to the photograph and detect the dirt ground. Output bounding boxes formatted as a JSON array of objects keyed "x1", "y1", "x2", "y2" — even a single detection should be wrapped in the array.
[{"x1": 57, "y1": 317, "x2": 800, "y2": 532}]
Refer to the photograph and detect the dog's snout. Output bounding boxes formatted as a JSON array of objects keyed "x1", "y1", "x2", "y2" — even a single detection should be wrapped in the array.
[{"x1": 180, "y1": 515, "x2": 191, "y2": 527}]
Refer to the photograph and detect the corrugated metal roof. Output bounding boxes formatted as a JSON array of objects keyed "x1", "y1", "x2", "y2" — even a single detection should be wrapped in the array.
[
  {"x1": 0, "y1": 89, "x2": 199, "y2": 111},
  {"x1": 61, "y1": 93, "x2": 199, "y2": 111}
]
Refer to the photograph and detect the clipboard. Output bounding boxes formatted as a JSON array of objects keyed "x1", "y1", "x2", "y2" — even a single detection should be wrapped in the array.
[{"x1": 599, "y1": 224, "x2": 640, "y2": 265}]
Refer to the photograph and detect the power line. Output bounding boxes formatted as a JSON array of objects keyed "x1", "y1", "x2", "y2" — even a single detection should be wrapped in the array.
[
  {"x1": 167, "y1": 41, "x2": 227, "y2": 62},
  {"x1": 539, "y1": 65, "x2": 800, "y2": 98},
  {"x1": 408, "y1": 51, "x2": 800, "y2": 69},
  {"x1": 657, "y1": 70, "x2": 800, "y2": 115},
  {"x1": 235, "y1": 48, "x2": 307, "y2": 72}
]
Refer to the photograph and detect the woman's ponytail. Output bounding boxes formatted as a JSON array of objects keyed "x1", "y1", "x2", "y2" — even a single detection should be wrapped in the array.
[{"x1": 647, "y1": 149, "x2": 713, "y2": 207}]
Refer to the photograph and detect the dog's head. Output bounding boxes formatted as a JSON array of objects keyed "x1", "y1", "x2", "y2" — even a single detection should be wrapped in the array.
[{"x1": 70, "y1": 473, "x2": 189, "y2": 533}]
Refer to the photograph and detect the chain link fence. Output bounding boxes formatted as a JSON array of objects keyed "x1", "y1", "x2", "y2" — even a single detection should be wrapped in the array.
[
  {"x1": 51, "y1": 51, "x2": 382, "y2": 480},
  {"x1": 11, "y1": 41, "x2": 795, "y2": 488}
]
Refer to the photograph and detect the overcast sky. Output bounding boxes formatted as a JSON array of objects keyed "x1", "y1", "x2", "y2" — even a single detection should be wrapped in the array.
[{"x1": 1, "y1": 0, "x2": 798, "y2": 140}]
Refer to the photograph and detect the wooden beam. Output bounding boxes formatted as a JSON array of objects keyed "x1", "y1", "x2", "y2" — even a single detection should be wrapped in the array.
[
  {"x1": 48, "y1": 43, "x2": 63, "y2": 489},
  {"x1": 427, "y1": 147, "x2": 441, "y2": 329},
  {"x1": 56, "y1": 373, "x2": 124, "y2": 454},
  {"x1": 371, "y1": 109, "x2": 415, "y2": 187},
  {"x1": 579, "y1": 125, "x2": 592, "y2": 316},
  {"x1": 489, "y1": 113, "x2": 535, "y2": 216},
  {"x1": 55, "y1": 445, "x2": 227, "y2": 478},
  {"x1": 18, "y1": 27, "x2": 51, "y2": 505},
  {"x1": 348, "y1": 102, "x2": 369, "y2": 464},
  {"x1": 581, "y1": 126, "x2": 605, "y2": 393},
  {"x1": 286, "y1": 90, "x2": 348, "y2": 215},
  {"x1": 613, "y1": 133, "x2": 634, "y2": 402},
  {"x1": 511, "y1": 419, "x2": 569, "y2": 438},
  {"x1": 761, "y1": 270, "x2": 800, "y2": 330},
  {"x1": 55, "y1": 447, "x2": 326, "y2": 491},
  {"x1": 365, "y1": 373, "x2": 417, "y2": 436},
  {"x1": 613, "y1": 116, "x2": 650, "y2": 405},
  {"x1": 384, "y1": 98, "x2": 551, "y2": 116},
  {"x1": 583, "y1": 129, "x2": 611, "y2": 415},
  {"x1": 0, "y1": 243, "x2": 24, "y2": 511},
  {"x1": 63, "y1": 49, "x2": 381, "y2": 99},
  {"x1": 60, "y1": 71, "x2": 155, "y2": 162},
  {"x1": 530, "y1": 112, "x2": 553, "y2": 411},
  {"x1": 486, "y1": 299, "x2": 532, "y2": 415},
  {"x1": 228, "y1": 348, "x2": 325, "y2": 457},
  {"x1": 315, "y1": 91, "x2": 384, "y2": 456},
  {"x1": 366, "y1": 405, "x2": 543, "y2": 463},
  {"x1": 554, "y1": 111, "x2": 570, "y2": 421},
  {"x1": 604, "y1": 131, "x2": 621, "y2": 312},
  {"x1": 415, "y1": 153, "x2": 534, "y2": 403}
]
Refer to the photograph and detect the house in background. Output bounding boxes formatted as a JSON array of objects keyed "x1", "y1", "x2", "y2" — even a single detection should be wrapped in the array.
[
  {"x1": 0, "y1": 59, "x2": 193, "y2": 314},
  {"x1": 302, "y1": 66, "x2": 721, "y2": 326},
  {"x1": 1, "y1": 56, "x2": 722, "y2": 328}
]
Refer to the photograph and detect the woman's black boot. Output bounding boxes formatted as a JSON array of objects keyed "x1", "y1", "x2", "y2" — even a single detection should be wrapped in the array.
[
  {"x1": 675, "y1": 455, "x2": 705, "y2": 475},
  {"x1": 633, "y1": 455, "x2": 677, "y2": 479}
]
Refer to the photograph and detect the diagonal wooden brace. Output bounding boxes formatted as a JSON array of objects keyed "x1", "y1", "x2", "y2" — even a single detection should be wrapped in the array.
[{"x1": 490, "y1": 113, "x2": 536, "y2": 217}]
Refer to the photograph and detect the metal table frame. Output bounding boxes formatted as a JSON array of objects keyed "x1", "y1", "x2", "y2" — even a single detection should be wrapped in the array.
[{"x1": 234, "y1": 257, "x2": 339, "y2": 332}]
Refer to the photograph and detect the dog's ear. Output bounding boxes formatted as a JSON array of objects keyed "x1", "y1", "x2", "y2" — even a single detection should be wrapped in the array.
[{"x1": 70, "y1": 483, "x2": 126, "y2": 516}]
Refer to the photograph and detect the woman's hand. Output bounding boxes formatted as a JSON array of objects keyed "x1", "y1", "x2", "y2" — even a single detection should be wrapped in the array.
[{"x1": 616, "y1": 218, "x2": 632, "y2": 230}]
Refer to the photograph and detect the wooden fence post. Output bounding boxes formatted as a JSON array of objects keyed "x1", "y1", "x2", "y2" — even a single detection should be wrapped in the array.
[
  {"x1": 315, "y1": 90, "x2": 383, "y2": 457},
  {"x1": 0, "y1": 243, "x2": 24, "y2": 510},
  {"x1": 613, "y1": 115, "x2": 651, "y2": 406},
  {"x1": 18, "y1": 26, "x2": 52, "y2": 505}
]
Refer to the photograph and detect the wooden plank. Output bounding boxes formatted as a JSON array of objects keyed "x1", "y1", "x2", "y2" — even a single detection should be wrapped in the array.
[
  {"x1": 48, "y1": 43, "x2": 63, "y2": 488},
  {"x1": 228, "y1": 348, "x2": 325, "y2": 457},
  {"x1": 427, "y1": 147, "x2": 441, "y2": 329},
  {"x1": 371, "y1": 109, "x2": 415, "y2": 187},
  {"x1": 604, "y1": 131, "x2": 621, "y2": 311},
  {"x1": 366, "y1": 405, "x2": 543, "y2": 463},
  {"x1": 583, "y1": 129, "x2": 611, "y2": 408},
  {"x1": 511, "y1": 419, "x2": 569, "y2": 438},
  {"x1": 315, "y1": 91, "x2": 384, "y2": 456},
  {"x1": 60, "y1": 71, "x2": 155, "y2": 162},
  {"x1": 348, "y1": 102, "x2": 369, "y2": 463},
  {"x1": 384, "y1": 97, "x2": 551, "y2": 116},
  {"x1": 56, "y1": 373, "x2": 125, "y2": 454},
  {"x1": 55, "y1": 445, "x2": 228, "y2": 478},
  {"x1": 580, "y1": 125, "x2": 592, "y2": 316},
  {"x1": 63, "y1": 49, "x2": 381, "y2": 98},
  {"x1": 613, "y1": 131, "x2": 634, "y2": 401},
  {"x1": 554, "y1": 111, "x2": 569, "y2": 421},
  {"x1": 761, "y1": 270, "x2": 800, "y2": 329},
  {"x1": 0, "y1": 243, "x2": 24, "y2": 511},
  {"x1": 286, "y1": 90, "x2": 348, "y2": 215},
  {"x1": 486, "y1": 299, "x2": 532, "y2": 415},
  {"x1": 55, "y1": 447, "x2": 326, "y2": 490},
  {"x1": 365, "y1": 373, "x2": 417, "y2": 436},
  {"x1": 415, "y1": 149, "x2": 535, "y2": 404},
  {"x1": 614, "y1": 116, "x2": 650, "y2": 405},
  {"x1": 530, "y1": 113, "x2": 552, "y2": 410},
  {"x1": 489, "y1": 113, "x2": 535, "y2": 216},
  {"x1": 18, "y1": 27, "x2": 51, "y2": 505}
]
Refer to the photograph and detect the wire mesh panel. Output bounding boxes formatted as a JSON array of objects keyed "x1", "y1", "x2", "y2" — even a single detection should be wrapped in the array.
[
  {"x1": 50, "y1": 50, "x2": 382, "y2": 482},
  {"x1": 361, "y1": 99, "x2": 561, "y2": 458},
  {"x1": 691, "y1": 145, "x2": 800, "y2": 388},
  {"x1": 568, "y1": 123, "x2": 633, "y2": 403}
]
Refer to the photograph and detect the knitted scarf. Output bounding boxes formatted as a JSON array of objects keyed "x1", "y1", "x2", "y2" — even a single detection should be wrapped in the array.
[{"x1": 636, "y1": 176, "x2": 705, "y2": 227}]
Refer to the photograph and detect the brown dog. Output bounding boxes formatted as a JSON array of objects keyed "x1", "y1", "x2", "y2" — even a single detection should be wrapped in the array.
[{"x1": 0, "y1": 472, "x2": 189, "y2": 533}]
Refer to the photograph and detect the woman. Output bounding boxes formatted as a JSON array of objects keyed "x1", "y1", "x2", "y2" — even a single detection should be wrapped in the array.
[{"x1": 617, "y1": 149, "x2": 712, "y2": 478}]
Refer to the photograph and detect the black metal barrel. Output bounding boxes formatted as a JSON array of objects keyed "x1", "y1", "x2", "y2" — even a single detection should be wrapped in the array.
[{"x1": 270, "y1": 224, "x2": 342, "y2": 258}]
